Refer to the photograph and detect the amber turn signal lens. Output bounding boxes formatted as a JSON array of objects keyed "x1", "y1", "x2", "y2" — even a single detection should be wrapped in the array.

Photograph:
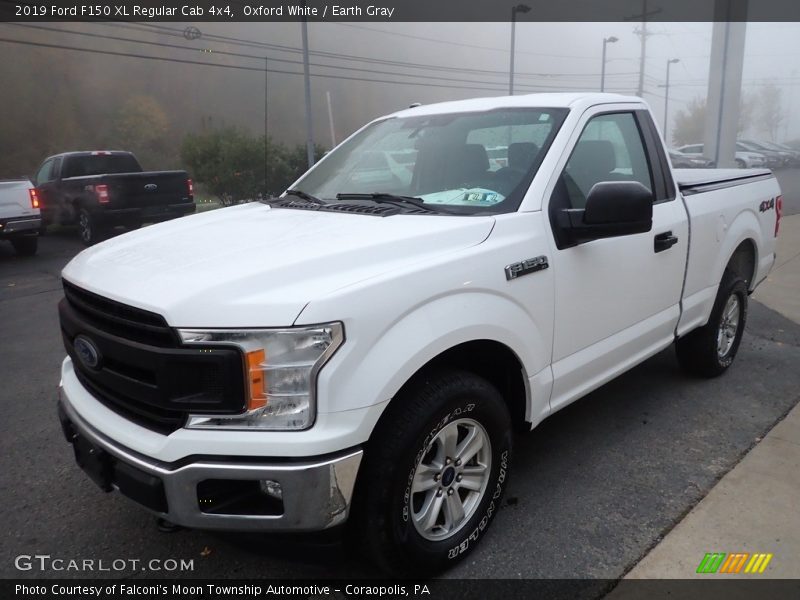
[{"x1": 246, "y1": 349, "x2": 267, "y2": 410}]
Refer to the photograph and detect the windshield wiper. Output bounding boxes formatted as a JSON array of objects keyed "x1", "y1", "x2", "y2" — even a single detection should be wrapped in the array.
[
  {"x1": 283, "y1": 189, "x2": 326, "y2": 205},
  {"x1": 336, "y1": 192, "x2": 451, "y2": 214}
]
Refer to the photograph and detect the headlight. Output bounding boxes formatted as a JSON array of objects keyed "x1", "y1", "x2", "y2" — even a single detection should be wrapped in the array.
[{"x1": 178, "y1": 323, "x2": 344, "y2": 430}]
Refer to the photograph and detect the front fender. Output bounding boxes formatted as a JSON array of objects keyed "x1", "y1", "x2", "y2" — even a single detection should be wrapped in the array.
[{"x1": 336, "y1": 290, "x2": 548, "y2": 416}]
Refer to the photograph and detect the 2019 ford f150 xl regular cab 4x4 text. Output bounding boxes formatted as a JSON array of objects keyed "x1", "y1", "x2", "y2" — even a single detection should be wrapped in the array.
[
  {"x1": 56, "y1": 94, "x2": 781, "y2": 574},
  {"x1": 34, "y1": 150, "x2": 194, "y2": 245}
]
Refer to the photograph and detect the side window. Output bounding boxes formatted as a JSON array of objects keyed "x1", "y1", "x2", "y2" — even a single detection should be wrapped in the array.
[
  {"x1": 51, "y1": 157, "x2": 62, "y2": 180},
  {"x1": 560, "y1": 112, "x2": 653, "y2": 209},
  {"x1": 34, "y1": 159, "x2": 53, "y2": 186}
]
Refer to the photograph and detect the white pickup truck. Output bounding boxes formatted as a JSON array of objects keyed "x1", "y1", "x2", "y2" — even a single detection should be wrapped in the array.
[
  {"x1": 57, "y1": 93, "x2": 781, "y2": 574},
  {"x1": 0, "y1": 179, "x2": 40, "y2": 256}
]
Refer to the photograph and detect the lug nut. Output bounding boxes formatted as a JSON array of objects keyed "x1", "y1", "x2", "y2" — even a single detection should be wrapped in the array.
[
  {"x1": 437, "y1": 489, "x2": 443, "y2": 496},
  {"x1": 456, "y1": 474, "x2": 462, "y2": 482},
  {"x1": 447, "y1": 489, "x2": 454, "y2": 496},
  {"x1": 445, "y1": 458, "x2": 451, "y2": 465},
  {"x1": 433, "y1": 473, "x2": 439, "y2": 481},
  {"x1": 455, "y1": 459, "x2": 461, "y2": 466}
]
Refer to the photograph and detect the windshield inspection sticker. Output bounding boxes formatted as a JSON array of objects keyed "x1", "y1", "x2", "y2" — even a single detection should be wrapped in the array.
[
  {"x1": 420, "y1": 188, "x2": 505, "y2": 206},
  {"x1": 463, "y1": 191, "x2": 499, "y2": 204}
]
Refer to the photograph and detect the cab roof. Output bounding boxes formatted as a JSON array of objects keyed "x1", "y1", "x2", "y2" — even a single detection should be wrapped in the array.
[{"x1": 387, "y1": 93, "x2": 646, "y2": 120}]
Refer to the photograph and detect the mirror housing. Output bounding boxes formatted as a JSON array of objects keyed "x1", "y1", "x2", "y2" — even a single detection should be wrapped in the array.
[{"x1": 560, "y1": 181, "x2": 653, "y2": 244}]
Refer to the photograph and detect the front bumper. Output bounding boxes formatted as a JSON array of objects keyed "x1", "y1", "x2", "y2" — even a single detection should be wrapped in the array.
[{"x1": 57, "y1": 394, "x2": 363, "y2": 532}]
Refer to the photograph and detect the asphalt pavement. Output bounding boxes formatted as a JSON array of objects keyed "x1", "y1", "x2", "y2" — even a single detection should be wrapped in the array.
[{"x1": 1, "y1": 171, "x2": 799, "y2": 585}]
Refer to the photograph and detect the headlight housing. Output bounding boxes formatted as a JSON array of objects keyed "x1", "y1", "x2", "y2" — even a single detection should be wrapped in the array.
[{"x1": 178, "y1": 323, "x2": 344, "y2": 430}]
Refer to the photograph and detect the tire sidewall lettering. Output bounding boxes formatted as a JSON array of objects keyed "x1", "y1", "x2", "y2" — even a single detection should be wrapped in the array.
[{"x1": 446, "y1": 449, "x2": 509, "y2": 560}]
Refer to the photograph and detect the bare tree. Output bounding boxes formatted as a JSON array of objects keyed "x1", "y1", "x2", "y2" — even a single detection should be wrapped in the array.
[
  {"x1": 672, "y1": 97, "x2": 706, "y2": 146},
  {"x1": 738, "y1": 91, "x2": 755, "y2": 137},
  {"x1": 757, "y1": 83, "x2": 784, "y2": 141}
]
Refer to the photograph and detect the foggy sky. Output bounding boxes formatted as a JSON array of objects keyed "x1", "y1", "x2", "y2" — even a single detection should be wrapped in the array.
[{"x1": 2, "y1": 19, "x2": 800, "y2": 170}]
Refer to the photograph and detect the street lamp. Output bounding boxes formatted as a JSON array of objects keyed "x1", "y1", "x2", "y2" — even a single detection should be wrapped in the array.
[
  {"x1": 600, "y1": 36, "x2": 618, "y2": 92},
  {"x1": 509, "y1": 4, "x2": 531, "y2": 95},
  {"x1": 664, "y1": 58, "x2": 680, "y2": 137}
]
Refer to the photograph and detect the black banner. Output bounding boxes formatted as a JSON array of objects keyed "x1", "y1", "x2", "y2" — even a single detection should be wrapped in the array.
[
  {"x1": 4, "y1": 579, "x2": 800, "y2": 600},
  {"x1": 1, "y1": 0, "x2": 799, "y2": 23}
]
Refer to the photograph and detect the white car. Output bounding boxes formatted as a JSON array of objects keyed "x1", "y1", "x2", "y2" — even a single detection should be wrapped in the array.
[
  {"x1": 678, "y1": 143, "x2": 767, "y2": 169},
  {"x1": 0, "y1": 179, "x2": 40, "y2": 256},
  {"x1": 57, "y1": 93, "x2": 781, "y2": 574}
]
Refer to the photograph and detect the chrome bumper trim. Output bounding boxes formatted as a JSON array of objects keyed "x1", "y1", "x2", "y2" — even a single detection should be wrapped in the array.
[{"x1": 59, "y1": 394, "x2": 363, "y2": 532}]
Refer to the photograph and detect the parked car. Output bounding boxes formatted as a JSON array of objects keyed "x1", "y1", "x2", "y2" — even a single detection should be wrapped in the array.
[
  {"x1": 0, "y1": 179, "x2": 40, "y2": 256},
  {"x1": 736, "y1": 140, "x2": 785, "y2": 168},
  {"x1": 755, "y1": 140, "x2": 800, "y2": 167},
  {"x1": 678, "y1": 143, "x2": 767, "y2": 169},
  {"x1": 668, "y1": 148, "x2": 713, "y2": 168},
  {"x1": 57, "y1": 93, "x2": 781, "y2": 575},
  {"x1": 33, "y1": 151, "x2": 195, "y2": 245}
]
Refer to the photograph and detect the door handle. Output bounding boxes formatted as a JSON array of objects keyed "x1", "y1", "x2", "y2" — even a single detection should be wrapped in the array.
[{"x1": 654, "y1": 231, "x2": 679, "y2": 253}]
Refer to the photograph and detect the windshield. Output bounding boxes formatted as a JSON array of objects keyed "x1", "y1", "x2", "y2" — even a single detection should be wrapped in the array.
[{"x1": 291, "y1": 107, "x2": 568, "y2": 215}]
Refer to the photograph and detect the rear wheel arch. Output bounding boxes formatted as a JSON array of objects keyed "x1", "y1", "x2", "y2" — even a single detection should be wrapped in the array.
[{"x1": 726, "y1": 239, "x2": 757, "y2": 290}]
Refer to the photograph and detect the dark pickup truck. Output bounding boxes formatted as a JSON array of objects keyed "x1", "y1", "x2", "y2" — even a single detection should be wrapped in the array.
[{"x1": 33, "y1": 151, "x2": 195, "y2": 245}]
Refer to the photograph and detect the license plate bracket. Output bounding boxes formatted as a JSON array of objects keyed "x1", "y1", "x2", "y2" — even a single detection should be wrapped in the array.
[{"x1": 72, "y1": 434, "x2": 113, "y2": 492}]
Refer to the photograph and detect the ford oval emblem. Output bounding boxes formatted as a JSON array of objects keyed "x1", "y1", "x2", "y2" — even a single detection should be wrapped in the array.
[
  {"x1": 144, "y1": 183, "x2": 158, "y2": 191},
  {"x1": 74, "y1": 335, "x2": 101, "y2": 370}
]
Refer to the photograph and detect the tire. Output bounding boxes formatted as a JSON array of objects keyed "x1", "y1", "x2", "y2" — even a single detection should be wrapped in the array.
[
  {"x1": 676, "y1": 270, "x2": 748, "y2": 377},
  {"x1": 77, "y1": 209, "x2": 105, "y2": 246},
  {"x1": 351, "y1": 370, "x2": 512, "y2": 575},
  {"x1": 736, "y1": 159, "x2": 746, "y2": 169},
  {"x1": 10, "y1": 236, "x2": 37, "y2": 256}
]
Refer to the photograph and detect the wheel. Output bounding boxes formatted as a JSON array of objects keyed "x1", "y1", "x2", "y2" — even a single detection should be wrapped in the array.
[
  {"x1": 77, "y1": 209, "x2": 105, "y2": 246},
  {"x1": 736, "y1": 159, "x2": 746, "y2": 169},
  {"x1": 676, "y1": 270, "x2": 748, "y2": 377},
  {"x1": 10, "y1": 236, "x2": 37, "y2": 256},
  {"x1": 351, "y1": 370, "x2": 512, "y2": 575}
]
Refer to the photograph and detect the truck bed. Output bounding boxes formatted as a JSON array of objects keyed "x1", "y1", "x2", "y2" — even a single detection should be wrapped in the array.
[
  {"x1": 676, "y1": 167, "x2": 780, "y2": 337},
  {"x1": 674, "y1": 168, "x2": 773, "y2": 194}
]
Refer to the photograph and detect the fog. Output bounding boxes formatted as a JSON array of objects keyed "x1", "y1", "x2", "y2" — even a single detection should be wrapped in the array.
[{"x1": 2, "y1": 20, "x2": 800, "y2": 178}]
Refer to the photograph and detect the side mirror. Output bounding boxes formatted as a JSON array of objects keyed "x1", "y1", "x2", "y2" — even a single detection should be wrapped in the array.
[{"x1": 560, "y1": 181, "x2": 653, "y2": 244}]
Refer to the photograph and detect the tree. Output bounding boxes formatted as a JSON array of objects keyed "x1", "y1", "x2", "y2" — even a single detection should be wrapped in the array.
[
  {"x1": 672, "y1": 95, "x2": 755, "y2": 147},
  {"x1": 672, "y1": 97, "x2": 706, "y2": 146},
  {"x1": 110, "y1": 96, "x2": 171, "y2": 168},
  {"x1": 756, "y1": 83, "x2": 784, "y2": 141},
  {"x1": 738, "y1": 91, "x2": 755, "y2": 137},
  {"x1": 181, "y1": 127, "x2": 326, "y2": 202}
]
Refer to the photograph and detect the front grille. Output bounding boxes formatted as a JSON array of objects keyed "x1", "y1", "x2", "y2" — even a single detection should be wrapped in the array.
[
  {"x1": 60, "y1": 280, "x2": 246, "y2": 433},
  {"x1": 63, "y1": 280, "x2": 176, "y2": 346}
]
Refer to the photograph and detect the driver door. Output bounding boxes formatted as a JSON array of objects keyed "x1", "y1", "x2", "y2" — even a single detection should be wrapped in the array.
[{"x1": 546, "y1": 108, "x2": 688, "y2": 411}]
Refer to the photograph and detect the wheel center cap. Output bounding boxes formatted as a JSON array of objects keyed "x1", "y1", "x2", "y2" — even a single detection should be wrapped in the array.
[{"x1": 441, "y1": 466, "x2": 456, "y2": 487}]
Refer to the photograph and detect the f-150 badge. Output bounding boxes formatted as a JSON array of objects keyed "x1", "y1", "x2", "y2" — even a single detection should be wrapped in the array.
[{"x1": 505, "y1": 256, "x2": 549, "y2": 280}]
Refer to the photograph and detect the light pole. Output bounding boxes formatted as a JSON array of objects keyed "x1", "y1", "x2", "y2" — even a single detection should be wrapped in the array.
[
  {"x1": 600, "y1": 36, "x2": 618, "y2": 92},
  {"x1": 301, "y1": 1, "x2": 315, "y2": 168},
  {"x1": 664, "y1": 58, "x2": 680, "y2": 138},
  {"x1": 509, "y1": 4, "x2": 531, "y2": 95}
]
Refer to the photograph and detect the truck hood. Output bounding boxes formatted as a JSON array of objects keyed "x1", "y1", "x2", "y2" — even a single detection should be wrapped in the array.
[{"x1": 62, "y1": 203, "x2": 495, "y2": 327}]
